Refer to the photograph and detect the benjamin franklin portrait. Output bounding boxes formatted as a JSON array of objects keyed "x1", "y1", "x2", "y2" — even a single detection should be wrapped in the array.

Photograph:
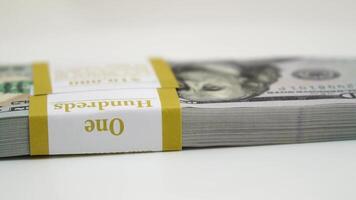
[{"x1": 172, "y1": 60, "x2": 281, "y2": 103}]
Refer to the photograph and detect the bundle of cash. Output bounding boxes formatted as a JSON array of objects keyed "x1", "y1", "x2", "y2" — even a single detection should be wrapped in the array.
[{"x1": 1, "y1": 57, "x2": 356, "y2": 157}]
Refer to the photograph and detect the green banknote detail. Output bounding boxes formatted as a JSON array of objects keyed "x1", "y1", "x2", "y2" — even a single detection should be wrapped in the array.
[{"x1": 0, "y1": 64, "x2": 32, "y2": 116}]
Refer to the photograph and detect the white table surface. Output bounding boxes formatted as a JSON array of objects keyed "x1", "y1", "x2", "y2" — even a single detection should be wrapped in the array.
[{"x1": 1, "y1": 1, "x2": 356, "y2": 199}]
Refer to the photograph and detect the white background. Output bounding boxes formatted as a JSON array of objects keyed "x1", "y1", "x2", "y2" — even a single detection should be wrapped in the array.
[{"x1": 0, "y1": 0, "x2": 356, "y2": 199}]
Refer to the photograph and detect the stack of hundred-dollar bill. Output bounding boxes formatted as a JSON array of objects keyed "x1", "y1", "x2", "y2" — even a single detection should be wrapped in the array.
[{"x1": 1, "y1": 57, "x2": 356, "y2": 157}]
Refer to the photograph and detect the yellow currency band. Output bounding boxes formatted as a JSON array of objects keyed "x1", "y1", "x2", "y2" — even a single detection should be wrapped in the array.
[
  {"x1": 32, "y1": 62, "x2": 52, "y2": 95},
  {"x1": 32, "y1": 59, "x2": 177, "y2": 95},
  {"x1": 29, "y1": 89, "x2": 182, "y2": 155},
  {"x1": 157, "y1": 88, "x2": 182, "y2": 151},
  {"x1": 29, "y1": 59, "x2": 181, "y2": 154},
  {"x1": 150, "y1": 58, "x2": 179, "y2": 88},
  {"x1": 29, "y1": 95, "x2": 49, "y2": 155}
]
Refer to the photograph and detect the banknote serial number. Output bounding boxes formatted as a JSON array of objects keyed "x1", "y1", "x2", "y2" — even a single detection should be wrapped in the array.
[{"x1": 272, "y1": 83, "x2": 356, "y2": 93}]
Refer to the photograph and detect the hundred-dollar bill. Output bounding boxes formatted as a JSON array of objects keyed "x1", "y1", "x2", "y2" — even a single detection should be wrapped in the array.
[
  {"x1": 171, "y1": 58, "x2": 356, "y2": 108},
  {"x1": 173, "y1": 57, "x2": 356, "y2": 148},
  {"x1": 0, "y1": 64, "x2": 32, "y2": 118}
]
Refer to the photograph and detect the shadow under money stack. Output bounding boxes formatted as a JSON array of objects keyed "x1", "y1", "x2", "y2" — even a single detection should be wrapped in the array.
[{"x1": 1, "y1": 58, "x2": 356, "y2": 157}]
